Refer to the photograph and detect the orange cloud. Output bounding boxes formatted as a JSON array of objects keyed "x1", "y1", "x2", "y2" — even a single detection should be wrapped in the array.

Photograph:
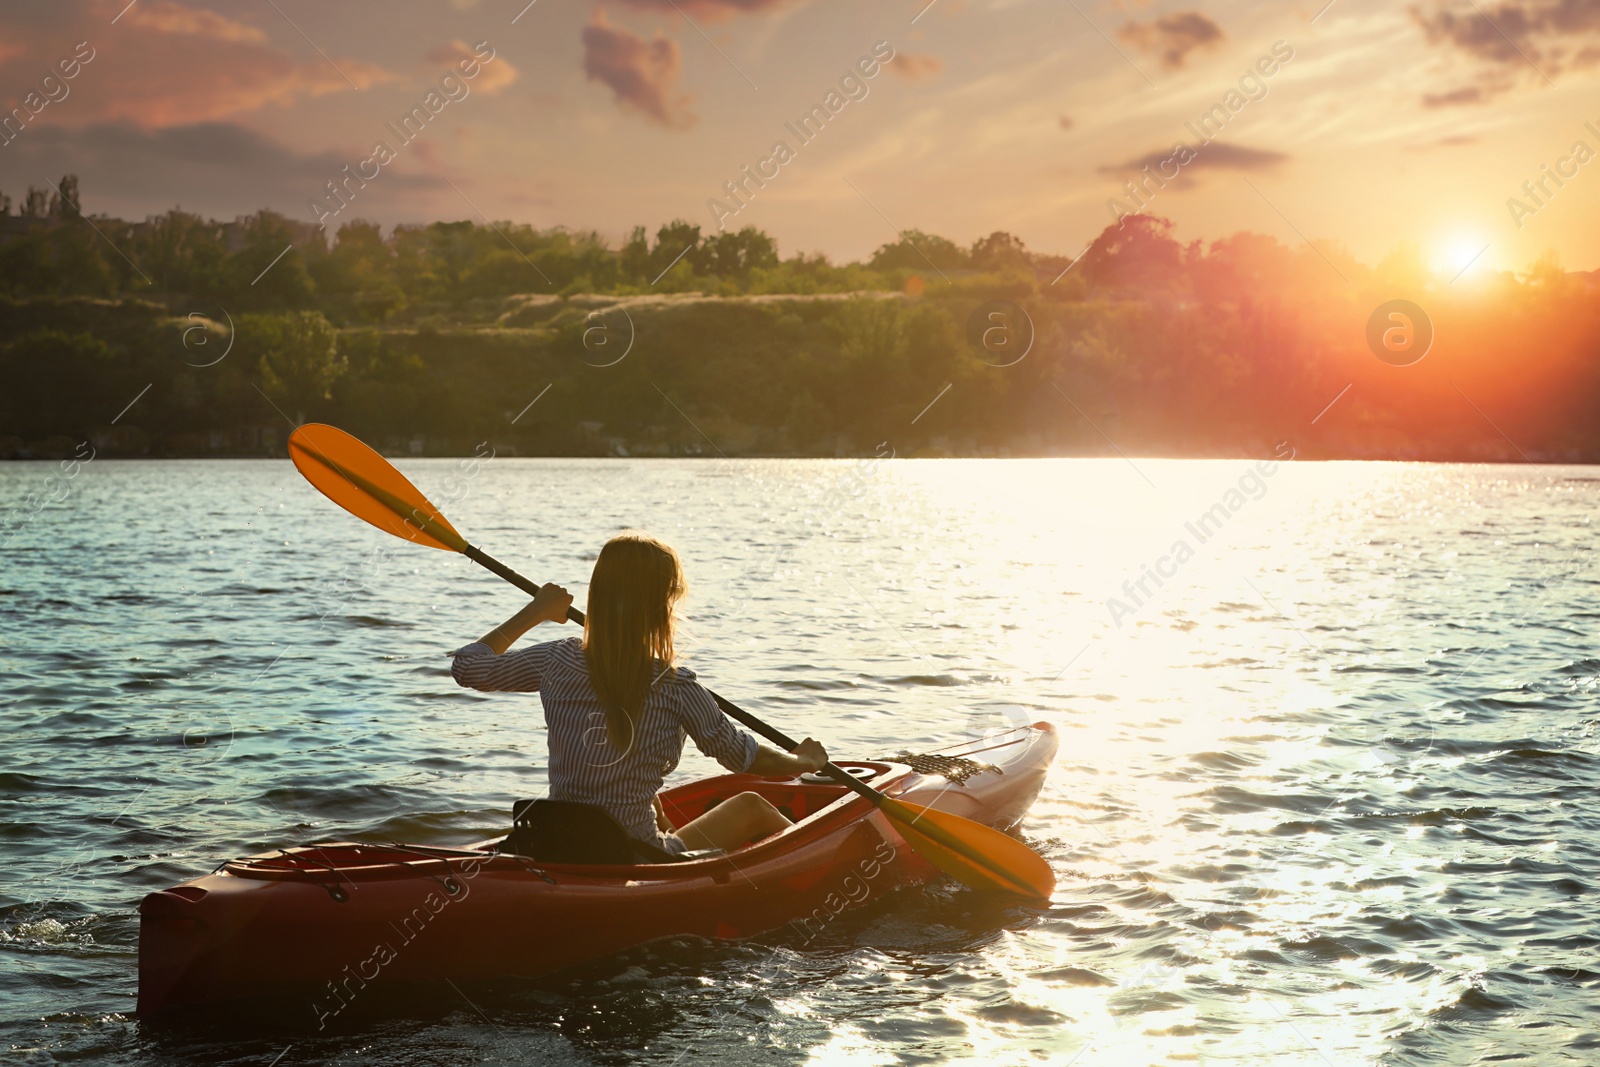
[
  {"x1": 0, "y1": 0, "x2": 391, "y2": 128},
  {"x1": 122, "y1": 2, "x2": 267, "y2": 44},
  {"x1": 1118, "y1": 11, "x2": 1225, "y2": 71},
  {"x1": 890, "y1": 52, "x2": 944, "y2": 81},
  {"x1": 425, "y1": 40, "x2": 519, "y2": 94},
  {"x1": 581, "y1": 11, "x2": 694, "y2": 128}
]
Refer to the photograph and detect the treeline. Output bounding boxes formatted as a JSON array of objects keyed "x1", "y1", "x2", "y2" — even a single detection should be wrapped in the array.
[
  {"x1": 0, "y1": 175, "x2": 1040, "y2": 324},
  {"x1": 1, "y1": 177, "x2": 1598, "y2": 462}
]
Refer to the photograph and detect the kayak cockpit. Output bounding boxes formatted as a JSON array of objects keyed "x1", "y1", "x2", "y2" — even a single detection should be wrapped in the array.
[
  {"x1": 518, "y1": 760, "x2": 903, "y2": 869},
  {"x1": 214, "y1": 761, "x2": 905, "y2": 884},
  {"x1": 659, "y1": 761, "x2": 892, "y2": 829}
]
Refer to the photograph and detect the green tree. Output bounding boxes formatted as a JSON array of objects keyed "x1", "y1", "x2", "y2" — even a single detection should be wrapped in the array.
[
  {"x1": 699, "y1": 226, "x2": 778, "y2": 281},
  {"x1": 249, "y1": 311, "x2": 345, "y2": 423},
  {"x1": 0, "y1": 223, "x2": 116, "y2": 297},
  {"x1": 227, "y1": 211, "x2": 317, "y2": 310},
  {"x1": 0, "y1": 329, "x2": 116, "y2": 438},
  {"x1": 869, "y1": 229, "x2": 966, "y2": 272},
  {"x1": 48, "y1": 175, "x2": 81, "y2": 218},
  {"x1": 830, "y1": 298, "x2": 911, "y2": 423},
  {"x1": 653, "y1": 219, "x2": 702, "y2": 281},
  {"x1": 1079, "y1": 215, "x2": 1183, "y2": 293},
  {"x1": 620, "y1": 225, "x2": 650, "y2": 283},
  {"x1": 313, "y1": 219, "x2": 405, "y2": 322},
  {"x1": 138, "y1": 209, "x2": 228, "y2": 297},
  {"x1": 969, "y1": 231, "x2": 1030, "y2": 272}
]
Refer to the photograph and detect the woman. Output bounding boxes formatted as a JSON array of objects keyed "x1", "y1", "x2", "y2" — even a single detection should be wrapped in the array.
[{"x1": 451, "y1": 532, "x2": 827, "y2": 855}]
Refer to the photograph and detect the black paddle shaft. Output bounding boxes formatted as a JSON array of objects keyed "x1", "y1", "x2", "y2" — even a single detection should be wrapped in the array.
[{"x1": 459, "y1": 544, "x2": 882, "y2": 803}]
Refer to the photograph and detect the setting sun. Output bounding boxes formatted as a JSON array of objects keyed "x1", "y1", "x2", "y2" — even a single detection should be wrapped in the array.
[{"x1": 1435, "y1": 234, "x2": 1492, "y2": 280}]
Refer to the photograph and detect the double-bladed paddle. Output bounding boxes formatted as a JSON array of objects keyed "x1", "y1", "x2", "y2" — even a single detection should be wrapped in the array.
[{"x1": 286, "y1": 422, "x2": 1054, "y2": 901}]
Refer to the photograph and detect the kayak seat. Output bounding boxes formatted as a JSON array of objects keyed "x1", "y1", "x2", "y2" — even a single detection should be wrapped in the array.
[{"x1": 499, "y1": 799, "x2": 721, "y2": 865}]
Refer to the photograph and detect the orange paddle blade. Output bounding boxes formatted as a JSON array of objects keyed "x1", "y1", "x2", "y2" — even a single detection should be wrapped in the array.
[
  {"x1": 288, "y1": 424, "x2": 468, "y2": 553},
  {"x1": 878, "y1": 796, "x2": 1054, "y2": 901}
]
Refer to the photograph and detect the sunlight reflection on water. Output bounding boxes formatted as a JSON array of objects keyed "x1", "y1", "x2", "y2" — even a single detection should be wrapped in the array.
[{"x1": 1, "y1": 457, "x2": 1596, "y2": 1065}]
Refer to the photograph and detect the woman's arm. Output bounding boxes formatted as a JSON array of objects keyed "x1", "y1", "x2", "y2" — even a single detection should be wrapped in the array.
[
  {"x1": 474, "y1": 583, "x2": 573, "y2": 654},
  {"x1": 674, "y1": 683, "x2": 826, "y2": 778},
  {"x1": 747, "y1": 738, "x2": 828, "y2": 778}
]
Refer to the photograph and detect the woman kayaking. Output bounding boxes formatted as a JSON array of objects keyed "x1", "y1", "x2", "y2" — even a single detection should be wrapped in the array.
[{"x1": 451, "y1": 531, "x2": 828, "y2": 856}]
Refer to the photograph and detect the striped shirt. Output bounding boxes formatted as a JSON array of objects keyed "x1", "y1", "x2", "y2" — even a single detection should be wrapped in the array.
[{"x1": 451, "y1": 636, "x2": 760, "y2": 853}]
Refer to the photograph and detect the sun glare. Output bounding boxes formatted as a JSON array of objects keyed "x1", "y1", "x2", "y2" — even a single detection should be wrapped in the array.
[{"x1": 1435, "y1": 234, "x2": 1491, "y2": 280}]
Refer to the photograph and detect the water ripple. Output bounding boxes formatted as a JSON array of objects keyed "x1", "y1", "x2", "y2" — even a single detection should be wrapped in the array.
[{"x1": 1, "y1": 458, "x2": 1596, "y2": 1065}]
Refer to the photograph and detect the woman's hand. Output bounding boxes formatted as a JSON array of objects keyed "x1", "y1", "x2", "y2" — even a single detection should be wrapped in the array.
[
  {"x1": 529, "y1": 583, "x2": 573, "y2": 625},
  {"x1": 748, "y1": 737, "x2": 830, "y2": 778},
  {"x1": 791, "y1": 737, "x2": 827, "y2": 774},
  {"x1": 473, "y1": 583, "x2": 573, "y2": 654}
]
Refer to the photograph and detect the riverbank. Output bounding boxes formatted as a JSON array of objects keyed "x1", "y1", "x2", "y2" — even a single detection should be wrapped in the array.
[{"x1": 4, "y1": 286, "x2": 1597, "y2": 464}]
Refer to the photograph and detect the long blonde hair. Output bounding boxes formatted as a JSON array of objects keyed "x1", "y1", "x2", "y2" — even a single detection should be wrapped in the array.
[{"x1": 582, "y1": 532, "x2": 685, "y2": 754}]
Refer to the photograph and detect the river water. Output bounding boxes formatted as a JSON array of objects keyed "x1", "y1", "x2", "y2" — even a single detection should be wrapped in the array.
[{"x1": 1, "y1": 457, "x2": 1596, "y2": 1066}]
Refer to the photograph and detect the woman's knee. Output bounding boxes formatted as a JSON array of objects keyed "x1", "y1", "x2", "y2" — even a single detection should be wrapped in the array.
[
  {"x1": 677, "y1": 791, "x2": 786, "y2": 851},
  {"x1": 734, "y1": 791, "x2": 788, "y2": 827}
]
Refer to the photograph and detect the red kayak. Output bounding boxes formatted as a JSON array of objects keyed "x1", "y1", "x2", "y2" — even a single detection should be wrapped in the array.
[{"x1": 137, "y1": 723, "x2": 1057, "y2": 1016}]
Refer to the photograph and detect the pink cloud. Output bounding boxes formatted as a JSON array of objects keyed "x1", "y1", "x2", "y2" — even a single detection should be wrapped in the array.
[
  {"x1": 122, "y1": 2, "x2": 268, "y2": 44},
  {"x1": 425, "y1": 40, "x2": 519, "y2": 94},
  {"x1": 0, "y1": 0, "x2": 392, "y2": 129},
  {"x1": 889, "y1": 52, "x2": 944, "y2": 81},
  {"x1": 1118, "y1": 11, "x2": 1226, "y2": 71},
  {"x1": 581, "y1": 11, "x2": 694, "y2": 128}
]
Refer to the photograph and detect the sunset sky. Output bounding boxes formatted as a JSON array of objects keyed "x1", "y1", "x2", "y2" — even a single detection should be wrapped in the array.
[{"x1": 2, "y1": 0, "x2": 1597, "y2": 273}]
